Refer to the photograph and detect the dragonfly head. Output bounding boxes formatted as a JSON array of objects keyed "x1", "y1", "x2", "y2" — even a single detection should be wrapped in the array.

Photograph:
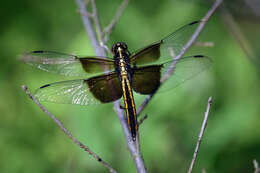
[{"x1": 112, "y1": 42, "x2": 128, "y2": 55}]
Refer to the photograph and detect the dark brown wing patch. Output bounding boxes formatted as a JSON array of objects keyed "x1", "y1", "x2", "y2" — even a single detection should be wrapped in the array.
[
  {"x1": 85, "y1": 72, "x2": 122, "y2": 103},
  {"x1": 132, "y1": 65, "x2": 162, "y2": 94},
  {"x1": 130, "y1": 42, "x2": 161, "y2": 66},
  {"x1": 79, "y1": 57, "x2": 114, "y2": 73}
]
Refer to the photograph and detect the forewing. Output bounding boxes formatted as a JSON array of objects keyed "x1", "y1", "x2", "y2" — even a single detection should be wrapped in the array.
[
  {"x1": 23, "y1": 51, "x2": 115, "y2": 77},
  {"x1": 130, "y1": 21, "x2": 200, "y2": 66},
  {"x1": 130, "y1": 42, "x2": 161, "y2": 66},
  {"x1": 34, "y1": 72, "x2": 122, "y2": 105}
]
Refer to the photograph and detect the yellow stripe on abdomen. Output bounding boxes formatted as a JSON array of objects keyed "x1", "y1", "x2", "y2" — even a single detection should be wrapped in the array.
[{"x1": 121, "y1": 76, "x2": 138, "y2": 140}]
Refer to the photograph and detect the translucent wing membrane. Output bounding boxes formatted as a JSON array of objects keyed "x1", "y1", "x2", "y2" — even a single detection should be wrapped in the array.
[
  {"x1": 34, "y1": 72, "x2": 122, "y2": 105},
  {"x1": 160, "y1": 21, "x2": 200, "y2": 60},
  {"x1": 159, "y1": 55, "x2": 212, "y2": 91},
  {"x1": 23, "y1": 51, "x2": 115, "y2": 77},
  {"x1": 131, "y1": 55, "x2": 212, "y2": 94},
  {"x1": 35, "y1": 79, "x2": 98, "y2": 105},
  {"x1": 130, "y1": 21, "x2": 200, "y2": 66}
]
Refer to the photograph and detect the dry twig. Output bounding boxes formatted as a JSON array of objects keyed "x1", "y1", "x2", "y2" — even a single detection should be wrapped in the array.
[
  {"x1": 90, "y1": 0, "x2": 105, "y2": 43},
  {"x1": 138, "y1": 114, "x2": 148, "y2": 125},
  {"x1": 21, "y1": 85, "x2": 117, "y2": 173},
  {"x1": 102, "y1": 0, "x2": 129, "y2": 43},
  {"x1": 253, "y1": 160, "x2": 260, "y2": 173},
  {"x1": 187, "y1": 97, "x2": 213, "y2": 173},
  {"x1": 75, "y1": 0, "x2": 106, "y2": 56},
  {"x1": 137, "y1": 0, "x2": 223, "y2": 116},
  {"x1": 219, "y1": 5, "x2": 258, "y2": 64}
]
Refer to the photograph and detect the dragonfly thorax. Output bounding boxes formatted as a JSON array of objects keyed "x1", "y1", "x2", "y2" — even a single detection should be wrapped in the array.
[
  {"x1": 112, "y1": 42, "x2": 132, "y2": 78},
  {"x1": 112, "y1": 42, "x2": 129, "y2": 55}
]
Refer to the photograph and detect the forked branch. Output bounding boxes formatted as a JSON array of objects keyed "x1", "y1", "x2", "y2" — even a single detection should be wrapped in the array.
[
  {"x1": 75, "y1": 0, "x2": 106, "y2": 56},
  {"x1": 102, "y1": 0, "x2": 129, "y2": 43}
]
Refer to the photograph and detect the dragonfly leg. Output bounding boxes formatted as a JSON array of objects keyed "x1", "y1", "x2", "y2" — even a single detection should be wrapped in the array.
[{"x1": 120, "y1": 105, "x2": 126, "y2": 109}]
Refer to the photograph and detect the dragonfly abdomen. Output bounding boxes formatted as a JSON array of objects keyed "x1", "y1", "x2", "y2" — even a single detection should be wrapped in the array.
[{"x1": 121, "y1": 76, "x2": 138, "y2": 141}]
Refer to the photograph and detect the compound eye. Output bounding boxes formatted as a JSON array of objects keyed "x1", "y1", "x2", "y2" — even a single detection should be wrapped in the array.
[
  {"x1": 112, "y1": 44, "x2": 119, "y2": 54},
  {"x1": 111, "y1": 45, "x2": 115, "y2": 53}
]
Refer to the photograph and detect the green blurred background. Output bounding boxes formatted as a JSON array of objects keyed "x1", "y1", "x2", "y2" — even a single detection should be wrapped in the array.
[{"x1": 1, "y1": 0, "x2": 260, "y2": 172}]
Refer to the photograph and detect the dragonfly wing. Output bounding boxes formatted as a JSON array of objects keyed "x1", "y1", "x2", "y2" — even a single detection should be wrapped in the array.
[
  {"x1": 34, "y1": 72, "x2": 122, "y2": 105},
  {"x1": 130, "y1": 21, "x2": 200, "y2": 66},
  {"x1": 132, "y1": 55, "x2": 212, "y2": 94},
  {"x1": 159, "y1": 55, "x2": 212, "y2": 91},
  {"x1": 23, "y1": 51, "x2": 115, "y2": 77},
  {"x1": 130, "y1": 42, "x2": 161, "y2": 66}
]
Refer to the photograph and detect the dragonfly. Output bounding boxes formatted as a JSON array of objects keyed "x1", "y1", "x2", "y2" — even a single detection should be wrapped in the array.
[{"x1": 23, "y1": 20, "x2": 212, "y2": 141}]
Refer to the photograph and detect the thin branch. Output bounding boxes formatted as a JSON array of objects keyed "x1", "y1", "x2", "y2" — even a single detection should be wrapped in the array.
[
  {"x1": 219, "y1": 5, "x2": 259, "y2": 65},
  {"x1": 137, "y1": 95, "x2": 152, "y2": 117},
  {"x1": 103, "y1": 0, "x2": 129, "y2": 43},
  {"x1": 253, "y1": 160, "x2": 260, "y2": 173},
  {"x1": 75, "y1": 0, "x2": 106, "y2": 56},
  {"x1": 76, "y1": 10, "x2": 94, "y2": 18},
  {"x1": 84, "y1": 0, "x2": 91, "y2": 7},
  {"x1": 91, "y1": 0, "x2": 105, "y2": 44},
  {"x1": 245, "y1": 0, "x2": 260, "y2": 18},
  {"x1": 138, "y1": 114, "x2": 148, "y2": 125},
  {"x1": 21, "y1": 85, "x2": 117, "y2": 173},
  {"x1": 137, "y1": 0, "x2": 223, "y2": 116},
  {"x1": 100, "y1": 41, "x2": 113, "y2": 55},
  {"x1": 187, "y1": 96, "x2": 213, "y2": 173}
]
